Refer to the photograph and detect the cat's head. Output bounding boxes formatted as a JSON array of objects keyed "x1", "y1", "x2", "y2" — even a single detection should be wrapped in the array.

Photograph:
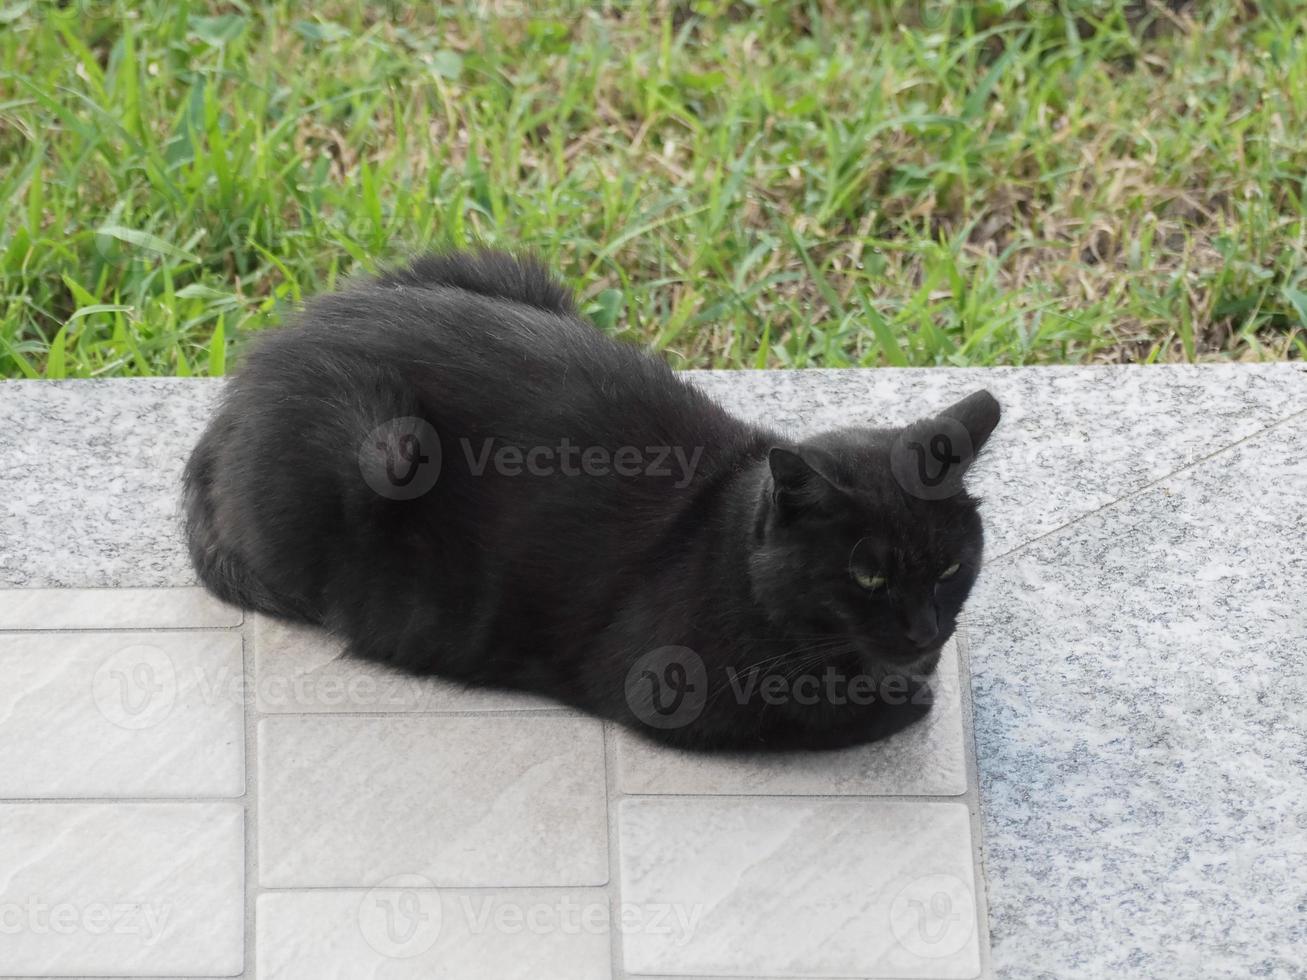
[{"x1": 749, "y1": 390, "x2": 1001, "y2": 674}]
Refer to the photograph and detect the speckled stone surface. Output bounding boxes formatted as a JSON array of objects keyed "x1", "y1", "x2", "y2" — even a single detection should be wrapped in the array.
[
  {"x1": 0, "y1": 378, "x2": 223, "y2": 588},
  {"x1": 967, "y1": 410, "x2": 1307, "y2": 979},
  {"x1": 691, "y1": 364, "x2": 1307, "y2": 557},
  {"x1": 4, "y1": 366, "x2": 1305, "y2": 587},
  {"x1": 2, "y1": 363, "x2": 1306, "y2": 980}
]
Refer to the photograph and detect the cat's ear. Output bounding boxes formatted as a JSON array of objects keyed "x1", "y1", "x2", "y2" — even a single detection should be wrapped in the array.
[
  {"x1": 892, "y1": 390, "x2": 1001, "y2": 499},
  {"x1": 937, "y1": 389, "x2": 1001, "y2": 456},
  {"x1": 768, "y1": 447, "x2": 837, "y2": 517}
]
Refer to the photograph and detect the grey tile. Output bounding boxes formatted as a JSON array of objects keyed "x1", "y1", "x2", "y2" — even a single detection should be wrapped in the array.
[
  {"x1": 969, "y1": 417, "x2": 1307, "y2": 979},
  {"x1": 258, "y1": 715, "x2": 609, "y2": 888},
  {"x1": 253, "y1": 615, "x2": 562, "y2": 713},
  {"x1": 0, "y1": 586, "x2": 241, "y2": 629},
  {"x1": 618, "y1": 797, "x2": 981, "y2": 978},
  {"x1": 0, "y1": 630, "x2": 245, "y2": 798},
  {"x1": 257, "y1": 888, "x2": 612, "y2": 979},
  {"x1": 0, "y1": 802, "x2": 244, "y2": 976},
  {"x1": 616, "y1": 639, "x2": 967, "y2": 797}
]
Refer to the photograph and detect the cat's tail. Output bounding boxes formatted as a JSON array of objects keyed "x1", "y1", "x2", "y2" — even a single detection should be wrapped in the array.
[
  {"x1": 374, "y1": 248, "x2": 576, "y2": 315},
  {"x1": 182, "y1": 427, "x2": 321, "y2": 624}
]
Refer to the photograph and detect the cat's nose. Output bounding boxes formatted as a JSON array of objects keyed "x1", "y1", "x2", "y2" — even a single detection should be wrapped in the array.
[{"x1": 903, "y1": 607, "x2": 938, "y2": 648}]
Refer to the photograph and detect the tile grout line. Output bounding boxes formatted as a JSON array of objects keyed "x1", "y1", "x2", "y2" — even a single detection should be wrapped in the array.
[
  {"x1": 602, "y1": 721, "x2": 628, "y2": 980},
  {"x1": 953, "y1": 618, "x2": 995, "y2": 980},
  {"x1": 243, "y1": 620, "x2": 259, "y2": 980},
  {"x1": 0, "y1": 625, "x2": 245, "y2": 635},
  {"x1": 988, "y1": 404, "x2": 1307, "y2": 565}
]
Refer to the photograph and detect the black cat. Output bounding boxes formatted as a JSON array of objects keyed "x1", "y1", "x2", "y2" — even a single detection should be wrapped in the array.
[{"x1": 184, "y1": 250, "x2": 1000, "y2": 751}]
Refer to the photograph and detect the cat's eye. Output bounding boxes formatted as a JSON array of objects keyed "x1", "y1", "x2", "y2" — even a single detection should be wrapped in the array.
[
  {"x1": 852, "y1": 569, "x2": 886, "y2": 592},
  {"x1": 939, "y1": 563, "x2": 961, "y2": 581}
]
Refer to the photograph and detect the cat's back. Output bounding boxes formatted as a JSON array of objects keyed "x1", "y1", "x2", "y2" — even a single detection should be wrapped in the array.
[{"x1": 246, "y1": 250, "x2": 743, "y2": 451}]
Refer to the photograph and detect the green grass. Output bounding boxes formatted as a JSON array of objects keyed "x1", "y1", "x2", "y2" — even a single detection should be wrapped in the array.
[{"x1": 2, "y1": 0, "x2": 1305, "y2": 378}]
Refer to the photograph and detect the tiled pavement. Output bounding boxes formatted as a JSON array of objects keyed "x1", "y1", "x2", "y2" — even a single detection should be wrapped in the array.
[
  {"x1": 1, "y1": 364, "x2": 1304, "y2": 979},
  {"x1": 0, "y1": 589, "x2": 986, "y2": 978}
]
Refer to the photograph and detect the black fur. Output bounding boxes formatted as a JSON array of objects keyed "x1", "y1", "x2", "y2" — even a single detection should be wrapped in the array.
[{"x1": 184, "y1": 250, "x2": 1000, "y2": 751}]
